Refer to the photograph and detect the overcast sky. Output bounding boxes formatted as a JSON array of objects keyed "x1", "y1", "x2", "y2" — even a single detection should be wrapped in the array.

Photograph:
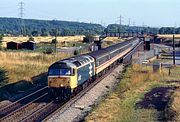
[{"x1": 0, "y1": 0, "x2": 179, "y2": 27}]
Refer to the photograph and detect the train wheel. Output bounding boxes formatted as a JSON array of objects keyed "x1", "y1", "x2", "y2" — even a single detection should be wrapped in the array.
[
  {"x1": 48, "y1": 89, "x2": 57, "y2": 100},
  {"x1": 83, "y1": 82, "x2": 88, "y2": 89}
]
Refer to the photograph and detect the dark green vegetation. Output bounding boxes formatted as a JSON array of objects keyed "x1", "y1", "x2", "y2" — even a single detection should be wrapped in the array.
[
  {"x1": 105, "y1": 24, "x2": 180, "y2": 34},
  {"x1": 0, "y1": 17, "x2": 104, "y2": 36},
  {"x1": 1, "y1": 17, "x2": 180, "y2": 36},
  {"x1": 0, "y1": 34, "x2": 3, "y2": 49},
  {"x1": 0, "y1": 67, "x2": 8, "y2": 86}
]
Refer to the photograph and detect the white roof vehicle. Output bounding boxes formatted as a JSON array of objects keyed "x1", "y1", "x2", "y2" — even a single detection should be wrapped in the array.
[{"x1": 142, "y1": 60, "x2": 150, "y2": 64}]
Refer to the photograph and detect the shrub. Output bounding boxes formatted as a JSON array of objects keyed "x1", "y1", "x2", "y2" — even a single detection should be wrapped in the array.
[
  {"x1": 43, "y1": 48, "x2": 54, "y2": 54},
  {"x1": 28, "y1": 36, "x2": 35, "y2": 42},
  {"x1": 74, "y1": 50, "x2": 79, "y2": 55},
  {"x1": 52, "y1": 39, "x2": 58, "y2": 44}
]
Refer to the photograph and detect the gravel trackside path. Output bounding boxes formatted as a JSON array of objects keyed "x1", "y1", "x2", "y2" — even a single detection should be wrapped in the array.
[{"x1": 46, "y1": 65, "x2": 123, "y2": 122}]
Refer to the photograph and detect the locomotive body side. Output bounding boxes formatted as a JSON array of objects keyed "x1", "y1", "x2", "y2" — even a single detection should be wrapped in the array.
[
  {"x1": 48, "y1": 55, "x2": 95, "y2": 100},
  {"x1": 76, "y1": 61, "x2": 95, "y2": 85}
]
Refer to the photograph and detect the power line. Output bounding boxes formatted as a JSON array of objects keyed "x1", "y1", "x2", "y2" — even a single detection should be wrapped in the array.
[
  {"x1": 118, "y1": 15, "x2": 123, "y2": 26},
  {"x1": 19, "y1": 1, "x2": 25, "y2": 18},
  {"x1": 128, "y1": 18, "x2": 131, "y2": 26},
  {"x1": 117, "y1": 15, "x2": 123, "y2": 33},
  {"x1": 133, "y1": 21, "x2": 136, "y2": 26},
  {"x1": 19, "y1": 1, "x2": 25, "y2": 36}
]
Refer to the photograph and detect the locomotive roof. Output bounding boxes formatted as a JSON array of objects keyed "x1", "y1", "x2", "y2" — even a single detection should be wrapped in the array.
[{"x1": 50, "y1": 55, "x2": 94, "y2": 69}]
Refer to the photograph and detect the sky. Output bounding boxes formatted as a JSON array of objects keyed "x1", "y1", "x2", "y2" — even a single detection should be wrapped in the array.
[{"x1": 0, "y1": 0, "x2": 179, "y2": 27}]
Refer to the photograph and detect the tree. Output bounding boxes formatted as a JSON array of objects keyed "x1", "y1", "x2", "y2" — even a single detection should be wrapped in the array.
[
  {"x1": 0, "y1": 34, "x2": 3, "y2": 41},
  {"x1": 61, "y1": 28, "x2": 72, "y2": 36},
  {"x1": 0, "y1": 17, "x2": 104, "y2": 36},
  {"x1": 41, "y1": 28, "x2": 49, "y2": 36},
  {"x1": 74, "y1": 50, "x2": 79, "y2": 55},
  {"x1": 0, "y1": 67, "x2": 8, "y2": 86},
  {"x1": 28, "y1": 36, "x2": 35, "y2": 42},
  {"x1": 31, "y1": 31, "x2": 39, "y2": 36},
  {"x1": 83, "y1": 34, "x2": 95, "y2": 43},
  {"x1": 50, "y1": 29, "x2": 60, "y2": 36},
  {"x1": 52, "y1": 38, "x2": 58, "y2": 44},
  {"x1": 0, "y1": 34, "x2": 3, "y2": 50}
]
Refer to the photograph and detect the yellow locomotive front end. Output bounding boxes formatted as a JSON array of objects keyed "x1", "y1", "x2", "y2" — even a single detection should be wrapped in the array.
[
  {"x1": 48, "y1": 76, "x2": 70, "y2": 88},
  {"x1": 48, "y1": 62, "x2": 77, "y2": 100}
]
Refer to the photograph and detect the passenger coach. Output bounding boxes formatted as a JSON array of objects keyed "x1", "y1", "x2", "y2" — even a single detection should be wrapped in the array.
[{"x1": 48, "y1": 38, "x2": 140, "y2": 100}]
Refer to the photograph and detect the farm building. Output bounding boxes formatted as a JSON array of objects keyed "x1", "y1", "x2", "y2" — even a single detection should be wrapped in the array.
[
  {"x1": 7, "y1": 41, "x2": 22, "y2": 50},
  {"x1": 22, "y1": 41, "x2": 36, "y2": 50}
]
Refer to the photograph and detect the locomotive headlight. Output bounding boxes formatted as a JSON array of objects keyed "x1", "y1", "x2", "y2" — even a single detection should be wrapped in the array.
[{"x1": 60, "y1": 84, "x2": 64, "y2": 87}]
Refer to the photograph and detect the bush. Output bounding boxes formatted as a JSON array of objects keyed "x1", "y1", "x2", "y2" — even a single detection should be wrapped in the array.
[
  {"x1": 74, "y1": 50, "x2": 79, "y2": 55},
  {"x1": 0, "y1": 43, "x2": 2, "y2": 50},
  {"x1": 43, "y1": 48, "x2": 54, "y2": 54},
  {"x1": 28, "y1": 36, "x2": 35, "y2": 42},
  {"x1": 52, "y1": 39, "x2": 58, "y2": 44},
  {"x1": 0, "y1": 68, "x2": 8, "y2": 87}
]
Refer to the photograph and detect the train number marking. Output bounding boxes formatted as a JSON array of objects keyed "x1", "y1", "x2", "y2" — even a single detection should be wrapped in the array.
[
  {"x1": 89, "y1": 63, "x2": 93, "y2": 77},
  {"x1": 78, "y1": 75, "x2": 82, "y2": 81}
]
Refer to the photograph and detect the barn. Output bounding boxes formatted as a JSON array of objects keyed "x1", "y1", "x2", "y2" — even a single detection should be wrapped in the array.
[
  {"x1": 22, "y1": 41, "x2": 36, "y2": 50},
  {"x1": 7, "y1": 42, "x2": 22, "y2": 50}
]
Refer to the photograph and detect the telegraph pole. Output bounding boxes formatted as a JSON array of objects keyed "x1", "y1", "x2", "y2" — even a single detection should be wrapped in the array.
[
  {"x1": 173, "y1": 34, "x2": 176, "y2": 65},
  {"x1": 19, "y1": 1, "x2": 25, "y2": 36},
  {"x1": 55, "y1": 33, "x2": 57, "y2": 54}
]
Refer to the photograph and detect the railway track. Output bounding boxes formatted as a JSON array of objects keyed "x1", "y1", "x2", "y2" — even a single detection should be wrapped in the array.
[
  {"x1": 0, "y1": 86, "x2": 48, "y2": 119},
  {"x1": 0, "y1": 40, "x2": 141, "y2": 122},
  {"x1": 20, "y1": 63, "x2": 119, "y2": 122},
  {"x1": 0, "y1": 93, "x2": 51, "y2": 122}
]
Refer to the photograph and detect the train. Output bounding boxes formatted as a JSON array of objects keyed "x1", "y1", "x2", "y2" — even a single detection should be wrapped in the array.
[{"x1": 48, "y1": 38, "x2": 141, "y2": 100}]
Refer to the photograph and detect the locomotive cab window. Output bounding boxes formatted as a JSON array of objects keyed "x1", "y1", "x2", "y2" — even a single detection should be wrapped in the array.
[
  {"x1": 48, "y1": 69, "x2": 60, "y2": 76},
  {"x1": 49, "y1": 68, "x2": 75, "y2": 76}
]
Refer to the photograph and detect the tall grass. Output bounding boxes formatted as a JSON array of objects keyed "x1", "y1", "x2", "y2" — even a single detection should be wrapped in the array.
[
  {"x1": 171, "y1": 88, "x2": 180, "y2": 121},
  {"x1": 86, "y1": 64, "x2": 180, "y2": 122},
  {"x1": 0, "y1": 51, "x2": 72, "y2": 84}
]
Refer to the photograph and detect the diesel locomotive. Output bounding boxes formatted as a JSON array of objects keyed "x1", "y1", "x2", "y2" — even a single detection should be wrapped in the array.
[{"x1": 48, "y1": 38, "x2": 141, "y2": 100}]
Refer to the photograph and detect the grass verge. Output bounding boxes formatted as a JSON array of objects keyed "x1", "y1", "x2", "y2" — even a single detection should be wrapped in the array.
[
  {"x1": 86, "y1": 64, "x2": 180, "y2": 122},
  {"x1": 0, "y1": 51, "x2": 72, "y2": 84}
]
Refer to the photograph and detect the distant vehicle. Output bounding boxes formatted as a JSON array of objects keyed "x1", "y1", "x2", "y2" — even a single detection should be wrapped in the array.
[{"x1": 142, "y1": 60, "x2": 150, "y2": 64}]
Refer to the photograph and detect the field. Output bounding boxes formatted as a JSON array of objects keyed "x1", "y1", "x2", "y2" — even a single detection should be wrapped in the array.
[
  {"x1": 1, "y1": 36, "x2": 85, "y2": 48},
  {"x1": 102, "y1": 37, "x2": 125, "y2": 48},
  {"x1": 0, "y1": 36, "x2": 125, "y2": 86},
  {"x1": 0, "y1": 36, "x2": 125, "y2": 100},
  {"x1": 0, "y1": 51, "x2": 72, "y2": 86},
  {"x1": 157, "y1": 34, "x2": 180, "y2": 39},
  {"x1": 86, "y1": 64, "x2": 180, "y2": 122}
]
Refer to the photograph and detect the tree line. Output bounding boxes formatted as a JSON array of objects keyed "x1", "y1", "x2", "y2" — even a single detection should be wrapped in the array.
[
  {"x1": 105, "y1": 24, "x2": 180, "y2": 35},
  {"x1": 0, "y1": 18, "x2": 179, "y2": 37},
  {"x1": 0, "y1": 17, "x2": 104, "y2": 36}
]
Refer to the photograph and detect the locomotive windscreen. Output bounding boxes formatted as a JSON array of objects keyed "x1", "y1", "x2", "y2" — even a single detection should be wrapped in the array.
[{"x1": 48, "y1": 68, "x2": 74, "y2": 76}]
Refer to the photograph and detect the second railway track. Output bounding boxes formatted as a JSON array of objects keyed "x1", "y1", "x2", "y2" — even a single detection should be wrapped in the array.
[
  {"x1": 20, "y1": 64, "x2": 119, "y2": 122},
  {"x1": 0, "y1": 39, "x2": 142, "y2": 122},
  {"x1": 0, "y1": 64, "x2": 122, "y2": 122},
  {"x1": 0, "y1": 93, "x2": 51, "y2": 122},
  {"x1": 0, "y1": 86, "x2": 48, "y2": 119}
]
